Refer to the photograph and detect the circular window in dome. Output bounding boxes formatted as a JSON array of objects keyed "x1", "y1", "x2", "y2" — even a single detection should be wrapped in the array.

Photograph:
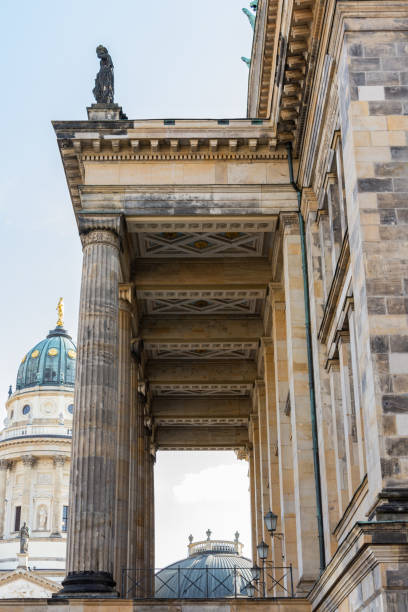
[
  {"x1": 67, "y1": 404, "x2": 74, "y2": 414},
  {"x1": 48, "y1": 348, "x2": 58, "y2": 356},
  {"x1": 67, "y1": 350, "x2": 76, "y2": 360},
  {"x1": 22, "y1": 404, "x2": 31, "y2": 415},
  {"x1": 21, "y1": 354, "x2": 27, "y2": 364},
  {"x1": 31, "y1": 349, "x2": 39, "y2": 358}
]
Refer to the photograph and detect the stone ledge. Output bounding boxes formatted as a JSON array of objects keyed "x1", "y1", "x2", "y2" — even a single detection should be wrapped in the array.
[{"x1": 0, "y1": 597, "x2": 311, "y2": 611}]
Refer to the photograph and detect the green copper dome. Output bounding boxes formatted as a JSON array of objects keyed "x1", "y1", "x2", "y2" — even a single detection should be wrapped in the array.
[
  {"x1": 16, "y1": 327, "x2": 77, "y2": 391},
  {"x1": 154, "y1": 534, "x2": 253, "y2": 599}
]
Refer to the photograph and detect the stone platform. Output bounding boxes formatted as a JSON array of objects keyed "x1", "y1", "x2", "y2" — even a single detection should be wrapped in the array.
[{"x1": 0, "y1": 598, "x2": 311, "y2": 611}]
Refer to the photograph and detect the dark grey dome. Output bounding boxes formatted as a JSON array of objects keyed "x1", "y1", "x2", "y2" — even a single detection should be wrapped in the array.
[{"x1": 155, "y1": 535, "x2": 253, "y2": 599}]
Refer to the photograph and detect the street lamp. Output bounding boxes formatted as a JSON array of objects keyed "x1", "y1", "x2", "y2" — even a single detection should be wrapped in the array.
[
  {"x1": 256, "y1": 539, "x2": 269, "y2": 560},
  {"x1": 256, "y1": 540, "x2": 269, "y2": 597},
  {"x1": 264, "y1": 510, "x2": 278, "y2": 536}
]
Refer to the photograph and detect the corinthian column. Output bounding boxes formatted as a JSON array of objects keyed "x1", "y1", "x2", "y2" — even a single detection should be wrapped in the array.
[
  {"x1": 0, "y1": 460, "x2": 10, "y2": 538},
  {"x1": 114, "y1": 284, "x2": 133, "y2": 592},
  {"x1": 59, "y1": 216, "x2": 122, "y2": 597},
  {"x1": 51, "y1": 456, "x2": 65, "y2": 537},
  {"x1": 21, "y1": 455, "x2": 35, "y2": 526}
]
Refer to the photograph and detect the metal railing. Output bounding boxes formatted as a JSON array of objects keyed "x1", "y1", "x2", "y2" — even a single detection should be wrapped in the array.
[
  {"x1": 0, "y1": 425, "x2": 72, "y2": 441},
  {"x1": 121, "y1": 565, "x2": 294, "y2": 599}
]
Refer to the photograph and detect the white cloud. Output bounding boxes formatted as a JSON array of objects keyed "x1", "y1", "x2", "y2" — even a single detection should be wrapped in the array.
[{"x1": 173, "y1": 462, "x2": 249, "y2": 504}]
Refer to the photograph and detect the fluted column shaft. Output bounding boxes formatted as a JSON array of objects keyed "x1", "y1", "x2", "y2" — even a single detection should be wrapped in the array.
[
  {"x1": 114, "y1": 286, "x2": 133, "y2": 592},
  {"x1": 0, "y1": 461, "x2": 10, "y2": 538},
  {"x1": 62, "y1": 222, "x2": 120, "y2": 596},
  {"x1": 51, "y1": 456, "x2": 65, "y2": 536}
]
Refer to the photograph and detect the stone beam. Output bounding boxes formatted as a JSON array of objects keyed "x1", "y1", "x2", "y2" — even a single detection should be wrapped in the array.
[
  {"x1": 155, "y1": 425, "x2": 249, "y2": 450},
  {"x1": 140, "y1": 317, "x2": 263, "y2": 343},
  {"x1": 133, "y1": 260, "x2": 272, "y2": 288},
  {"x1": 147, "y1": 360, "x2": 257, "y2": 385},
  {"x1": 152, "y1": 397, "x2": 251, "y2": 421}
]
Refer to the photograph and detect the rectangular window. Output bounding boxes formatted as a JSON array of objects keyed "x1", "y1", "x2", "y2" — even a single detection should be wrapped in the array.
[
  {"x1": 62, "y1": 505, "x2": 68, "y2": 532},
  {"x1": 14, "y1": 506, "x2": 21, "y2": 532}
]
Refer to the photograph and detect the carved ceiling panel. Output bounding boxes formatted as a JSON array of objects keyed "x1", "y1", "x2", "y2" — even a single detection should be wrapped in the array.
[
  {"x1": 136, "y1": 231, "x2": 265, "y2": 258},
  {"x1": 151, "y1": 383, "x2": 252, "y2": 397},
  {"x1": 145, "y1": 341, "x2": 258, "y2": 360}
]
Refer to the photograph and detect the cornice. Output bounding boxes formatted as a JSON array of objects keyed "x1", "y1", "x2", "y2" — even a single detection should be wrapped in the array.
[
  {"x1": 309, "y1": 520, "x2": 408, "y2": 611},
  {"x1": 247, "y1": 0, "x2": 281, "y2": 120}
]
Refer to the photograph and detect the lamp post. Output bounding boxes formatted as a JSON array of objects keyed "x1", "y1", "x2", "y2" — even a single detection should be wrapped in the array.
[{"x1": 256, "y1": 539, "x2": 269, "y2": 597}]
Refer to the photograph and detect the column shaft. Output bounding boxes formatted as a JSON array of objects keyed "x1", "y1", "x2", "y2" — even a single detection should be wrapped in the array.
[
  {"x1": 21, "y1": 455, "x2": 35, "y2": 526},
  {"x1": 0, "y1": 461, "x2": 10, "y2": 538},
  {"x1": 51, "y1": 456, "x2": 65, "y2": 536},
  {"x1": 61, "y1": 221, "x2": 121, "y2": 596}
]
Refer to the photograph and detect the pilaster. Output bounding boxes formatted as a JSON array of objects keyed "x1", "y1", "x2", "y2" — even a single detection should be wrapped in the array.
[{"x1": 281, "y1": 215, "x2": 320, "y2": 593}]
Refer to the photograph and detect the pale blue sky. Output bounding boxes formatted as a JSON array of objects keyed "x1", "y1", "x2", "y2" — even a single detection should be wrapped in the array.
[{"x1": 0, "y1": 0, "x2": 253, "y2": 567}]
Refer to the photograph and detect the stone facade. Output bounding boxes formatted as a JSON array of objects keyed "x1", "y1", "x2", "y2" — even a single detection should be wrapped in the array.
[
  {"x1": 0, "y1": 327, "x2": 74, "y2": 595},
  {"x1": 4, "y1": 0, "x2": 408, "y2": 610}
]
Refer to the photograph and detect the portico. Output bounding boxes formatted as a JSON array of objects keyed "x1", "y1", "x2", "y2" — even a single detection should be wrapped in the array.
[{"x1": 53, "y1": 112, "x2": 314, "y2": 598}]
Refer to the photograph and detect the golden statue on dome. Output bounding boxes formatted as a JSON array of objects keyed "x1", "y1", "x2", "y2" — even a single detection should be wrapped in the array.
[{"x1": 56, "y1": 297, "x2": 64, "y2": 327}]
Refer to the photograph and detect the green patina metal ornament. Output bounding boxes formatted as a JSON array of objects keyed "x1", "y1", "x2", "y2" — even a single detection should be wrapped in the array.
[
  {"x1": 242, "y1": 7, "x2": 255, "y2": 29},
  {"x1": 241, "y1": 56, "x2": 251, "y2": 67}
]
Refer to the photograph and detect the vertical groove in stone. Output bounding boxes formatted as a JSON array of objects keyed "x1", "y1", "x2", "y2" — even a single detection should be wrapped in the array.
[
  {"x1": 66, "y1": 228, "x2": 120, "y2": 577},
  {"x1": 114, "y1": 292, "x2": 132, "y2": 590}
]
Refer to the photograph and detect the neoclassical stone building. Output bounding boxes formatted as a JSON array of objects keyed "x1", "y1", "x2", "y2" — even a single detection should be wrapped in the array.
[
  {"x1": 0, "y1": 318, "x2": 74, "y2": 596},
  {"x1": 3, "y1": 0, "x2": 408, "y2": 610}
]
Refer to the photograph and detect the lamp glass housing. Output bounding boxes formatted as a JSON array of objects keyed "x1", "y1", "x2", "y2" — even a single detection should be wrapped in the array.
[
  {"x1": 264, "y1": 510, "x2": 278, "y2": 535},
  {"x1": 246, "y1": 582, "x2": 255, "y2": 598},
  {"x1": 251, "y1": 564, "x2": 261, "y2": 581},
  {"x1": 256, "y1": 539, "x2": 269, "y2": 560}
]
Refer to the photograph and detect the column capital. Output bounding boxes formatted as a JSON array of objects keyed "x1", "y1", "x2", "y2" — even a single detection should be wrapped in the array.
[
  {"x1": 21, "y1": 455, "x2": 35, "y2": 467},
  {"x1": 119, "y1": 283, "x2": 135, "y2": 315},
  {"x1": 53, "y1": 455, "x2": 66, "y2": 467},
  {"x1": 301, "y1": 188, "x2": 318, "y2": 222},
  {"x1": 326, "y1": 358, "x2": 340, "y2": 373},
  {"x1": 254, "y1": 379, "x2": 266, "y2": 394},
  {"x1": 279, "y1": 212, "x2": 299, "y2": 235},
  {"x1": 78, "y1": 215, "x2": 124, "y2": 251},
  {"x1": 235, "y1": 447, "x2": 250, "y2": 462},
  {"x1": 260, "y1": 337, "x2": 274, "y2": 352},
  {"x1": 0, "y1": 459, "x2": 11, "y2": 471}
]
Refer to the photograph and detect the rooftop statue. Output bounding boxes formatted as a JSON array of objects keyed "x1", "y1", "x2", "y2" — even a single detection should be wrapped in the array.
[
  {"x1": 56, "y1": 297, "x2": 64, "y2": 327},
  {"x1": 250, "y1": 0, "x2": 258, "y2": 10},
  {"x1": 241, "y1": 56, "x2": 251, "y2": 67},
  {"x1": 93, "y1": 45, "x2": 114, "y2": 104}
]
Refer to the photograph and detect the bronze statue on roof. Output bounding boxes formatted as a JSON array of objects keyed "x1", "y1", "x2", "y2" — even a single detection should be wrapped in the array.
[{"x1": 93, "y1": 45, "x2": 114, "y2": 104}]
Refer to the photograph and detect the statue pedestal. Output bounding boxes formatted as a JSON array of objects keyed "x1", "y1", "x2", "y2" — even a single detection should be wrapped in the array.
[
  {"x1": 87, "y1": 104, "x2": 127, "y2": 121},
  {"x1": 16, "y1": 553, "x2": 28, "y2": 569}
]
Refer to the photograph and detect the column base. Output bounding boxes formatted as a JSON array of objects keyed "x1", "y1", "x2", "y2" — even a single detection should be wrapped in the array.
[{"x1": 54, "y1": 571, "x2": 118, "y2": 598}]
